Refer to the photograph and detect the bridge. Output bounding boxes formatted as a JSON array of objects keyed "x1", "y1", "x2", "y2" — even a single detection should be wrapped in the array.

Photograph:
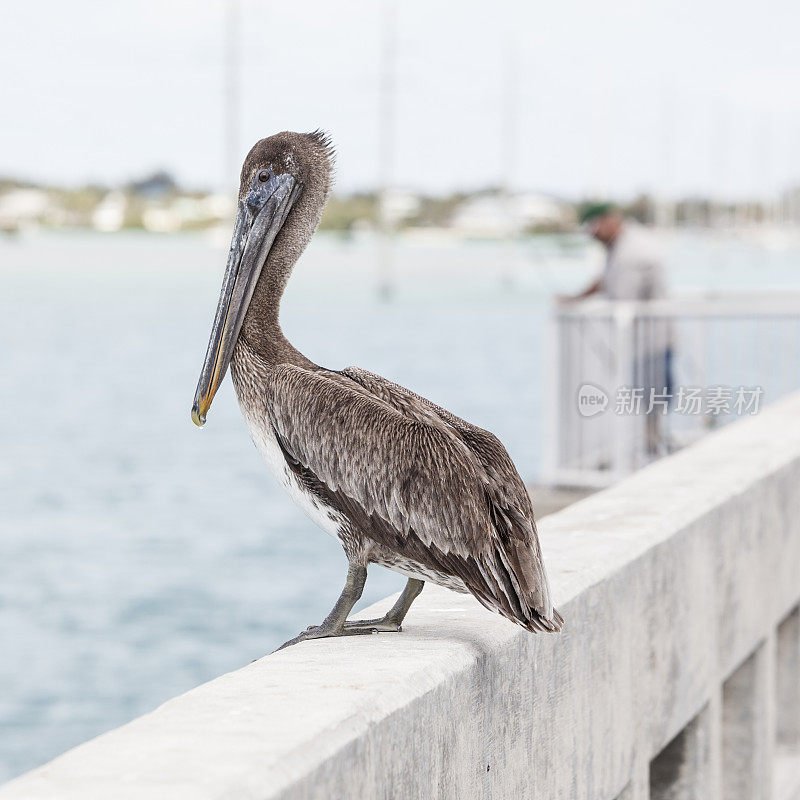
[{"x1": 1, "y1": 393, "x2": 799, "y2": 799}]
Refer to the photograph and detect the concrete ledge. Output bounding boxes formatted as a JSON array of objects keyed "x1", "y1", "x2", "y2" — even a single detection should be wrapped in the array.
[{"x1": 4, "y1": 394, "x2": 800, "y2": 799}]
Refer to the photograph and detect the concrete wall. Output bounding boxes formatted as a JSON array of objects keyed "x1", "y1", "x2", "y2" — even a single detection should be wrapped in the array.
[{"x1": 3, "y1": 394, "x2": 800, "y2": 800}]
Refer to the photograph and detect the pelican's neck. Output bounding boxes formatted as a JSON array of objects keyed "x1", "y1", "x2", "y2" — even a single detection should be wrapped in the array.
[
  {"x1": 236, "y1": 268, "x2": 316, "y2": 370},
  {"x1": 236, "y1": 317, "x2": 314, "y2": 371},
  {"x1": 236, "y1": 206, "x2": 319, "y2": 372}
]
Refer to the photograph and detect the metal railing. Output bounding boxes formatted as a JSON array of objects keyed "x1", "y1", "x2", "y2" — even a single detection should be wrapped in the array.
[{"x1": 544, "y1": 291, "x2": 800, "y2": 487}]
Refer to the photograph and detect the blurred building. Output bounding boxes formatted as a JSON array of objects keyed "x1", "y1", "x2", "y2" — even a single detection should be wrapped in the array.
[{"x1": 450, "y1": 192, "x2": 568, "y2": 237}]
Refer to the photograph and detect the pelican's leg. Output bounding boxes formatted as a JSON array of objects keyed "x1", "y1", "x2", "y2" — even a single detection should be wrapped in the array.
[
  {"x1": 276, "y1": 563, "x2": 368, "y2": 650},
  {"x1": 343, "y1": 578, "x2": 424, "y2": 633}
]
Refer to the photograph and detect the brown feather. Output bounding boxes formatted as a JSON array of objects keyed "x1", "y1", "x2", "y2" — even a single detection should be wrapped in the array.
[{"x1": 265, "y1": 364, "x2": 562, "y2": 633}]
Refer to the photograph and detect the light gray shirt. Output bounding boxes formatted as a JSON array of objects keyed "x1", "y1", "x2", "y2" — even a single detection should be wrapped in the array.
[
  {"x1": 602, "y1": 223, "x2": 667, "y2": 301},
  {"x1": 602, "y1": 223, "x2": 672, "y2": 353}
]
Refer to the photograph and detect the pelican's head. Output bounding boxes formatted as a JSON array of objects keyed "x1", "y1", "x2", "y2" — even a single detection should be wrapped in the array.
[{"x1": 191, "y1": 131, "x2": 334, "y2": 427}]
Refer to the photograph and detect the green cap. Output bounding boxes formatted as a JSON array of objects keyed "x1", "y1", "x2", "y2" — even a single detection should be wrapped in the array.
[{"x1": 578, "y1": 201, "x2": 616, "y2": 225}]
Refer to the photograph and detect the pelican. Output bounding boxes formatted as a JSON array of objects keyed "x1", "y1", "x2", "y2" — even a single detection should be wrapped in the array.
[{"x1": 191, "y1": 131, "x2": 563, "y2": 648}]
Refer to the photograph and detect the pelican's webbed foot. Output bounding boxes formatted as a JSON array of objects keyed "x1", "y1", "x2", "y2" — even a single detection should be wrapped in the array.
[
  {"x1": 276, "y1": 620, "x2": 375, "y2": 650},
  {"x1": 342, "y1": 617, "x2": 402, "y2": 633},
  {"x1": 342, "y1": 577, "x2": 424, "y2": 634},
  {"x1": 274, "y1": 573, "x2": 425, "y2": 651}
]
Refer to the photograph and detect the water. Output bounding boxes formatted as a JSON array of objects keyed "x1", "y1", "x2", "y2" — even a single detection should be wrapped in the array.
[{"x1": 1, "y1": 229, "x2": 798, "y2": 781}]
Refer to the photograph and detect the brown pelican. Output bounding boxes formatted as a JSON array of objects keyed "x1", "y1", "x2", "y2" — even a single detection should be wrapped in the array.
[{"x1": 191, "y1": 131, "x2": 563, "y2": 648}]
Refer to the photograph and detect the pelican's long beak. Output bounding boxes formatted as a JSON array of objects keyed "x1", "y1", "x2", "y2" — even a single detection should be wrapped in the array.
[{"x1": 191, "y1": 172, "x2": 300, "y2": 427}]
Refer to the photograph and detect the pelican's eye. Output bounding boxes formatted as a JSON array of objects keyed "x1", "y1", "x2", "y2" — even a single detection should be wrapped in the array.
[{"x1": 257, "y1": 169, "x2": 269, "y2": 183}]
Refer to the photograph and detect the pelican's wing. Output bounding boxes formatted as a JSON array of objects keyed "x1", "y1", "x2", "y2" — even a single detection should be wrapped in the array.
[
  {"x1": 342, "y1": 367, "x2": 560, "y2": 627},
  {"x1": 266, "y1": 364, "x2": 562, "y2": 633},
  {"x1": 342, "y1": 366, "x2": 540, "y2": 520}
]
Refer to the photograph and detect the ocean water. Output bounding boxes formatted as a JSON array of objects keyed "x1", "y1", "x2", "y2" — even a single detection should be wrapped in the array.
[{"x1": 1, "y1": 228, "x2": 799, "y2": 781}]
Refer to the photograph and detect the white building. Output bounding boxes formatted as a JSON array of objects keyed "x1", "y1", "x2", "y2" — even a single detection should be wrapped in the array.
[{"x1": 449, "y1": 192, "x2": 566, "y2": 237}]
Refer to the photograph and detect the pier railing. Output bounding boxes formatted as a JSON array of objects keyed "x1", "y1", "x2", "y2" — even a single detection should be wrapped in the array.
[
  {"x1": 2, "y1": 392, "x2": 800, "y2": 799},
  {"x1": 545, "y1": 291, "x2": 800, "y2": 487}
]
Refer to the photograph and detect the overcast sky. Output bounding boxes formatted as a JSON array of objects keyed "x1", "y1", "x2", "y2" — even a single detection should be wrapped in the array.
[{"x1": 2, "y1": 0, "x2": 799, "y2": 199}]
